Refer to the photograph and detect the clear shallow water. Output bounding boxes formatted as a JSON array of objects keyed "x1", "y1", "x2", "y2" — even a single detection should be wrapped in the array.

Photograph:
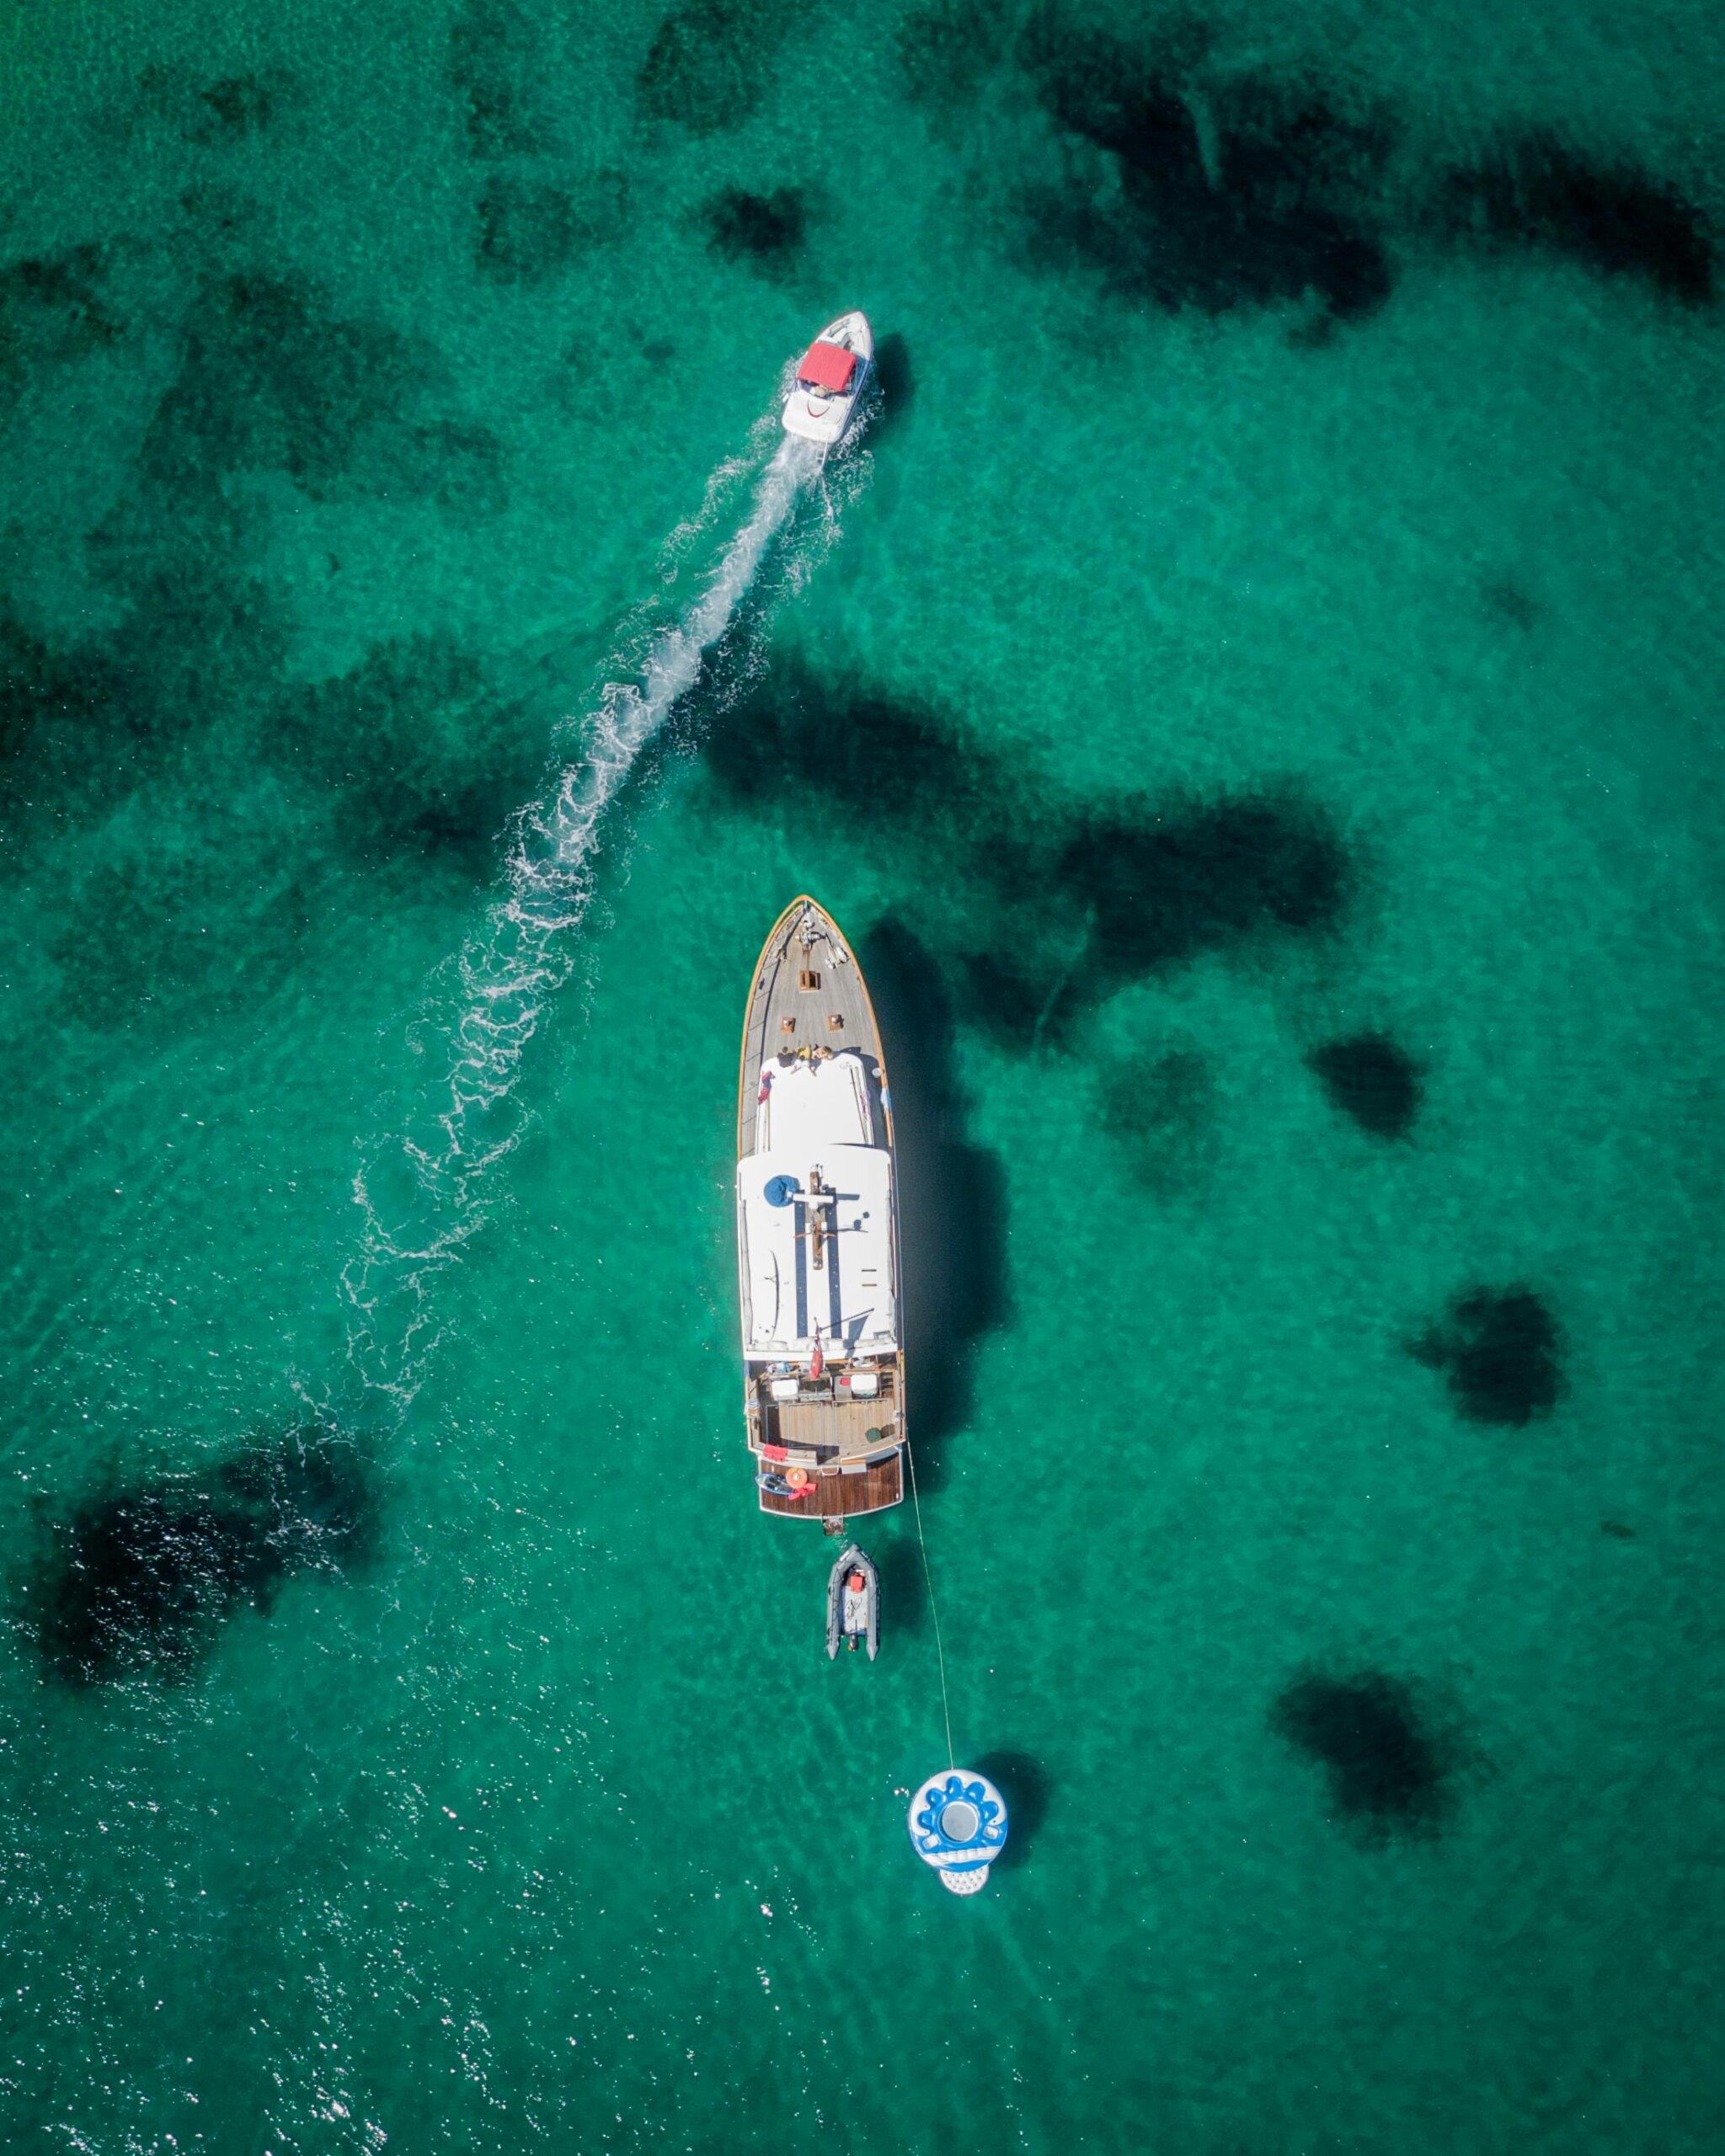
[{"x1": 2, "y1": 1, "x2": 1723, "y2": 2148}]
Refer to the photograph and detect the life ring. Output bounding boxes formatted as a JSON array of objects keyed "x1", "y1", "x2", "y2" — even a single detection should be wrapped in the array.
[{"x1": 758, "y1": 1468, "x2": 818, "y2": 1500}]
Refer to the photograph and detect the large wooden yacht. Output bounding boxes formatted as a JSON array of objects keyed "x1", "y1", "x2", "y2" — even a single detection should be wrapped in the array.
[{"x1": 735, "y1": 898, "x2": 905, "y2": 1524}]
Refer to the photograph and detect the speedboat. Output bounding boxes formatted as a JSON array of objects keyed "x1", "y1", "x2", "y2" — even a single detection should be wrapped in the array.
[
  {"x1": 736, "y1": 897, "x2": 905, "y2": 1525},
  {"x1": 782, "y1": 312, "x2": 873, "y2": 446},
  {"x1": 826, "y1": 1544, "x2": 879, "y2": 1659}
]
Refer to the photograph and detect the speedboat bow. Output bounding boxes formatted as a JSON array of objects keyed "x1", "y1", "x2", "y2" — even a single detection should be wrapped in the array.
[{"x1": 782, "y1": 312, "x2": 873, "y2": 446}]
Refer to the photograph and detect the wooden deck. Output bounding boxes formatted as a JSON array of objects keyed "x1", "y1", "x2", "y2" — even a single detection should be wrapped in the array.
[
  {"x1": 757, "y1": 1450, "x2": 904, "y2": 1520},
  {"x1": 773, "y1": 1393, "x2": 896, "y2": 1454}
]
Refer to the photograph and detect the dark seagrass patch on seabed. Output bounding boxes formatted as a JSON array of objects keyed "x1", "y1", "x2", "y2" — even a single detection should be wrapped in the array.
[
  {"x1": 120, "y1": 267, "x2": 511, "y2": 524},
  {"x1": 636, "y1": 0, "x2": 788, "y2": 136},
  {"x1": 0, "y1": 603, "x2": 126, "y2": 782},
  {"x1": 3, "y1": 245, "x2": 514, "y2": 824},
  {"x1": 449, "y1": 0, "x2": 565, "y2": 159},
  {"x1": 1306, "y1": 1031, "x2": 1422, "y2": 1140},
  {"x1": 172, "y1": 180, "x2": 264, "y2": 259},
  {"x1": 128, "y1": 268, "x2": 436, "y2": 499},
  {"x1": 476, "y1": 172, "x2": 629, "y2": 284},
  {"x1": 701, "y1": 658, "x2": 980, "y2": 820},
  {"x1": 1022, "y1": 18, "x2": 1399, "y2": 332},
  {"x1": 700, "y1": 659, "x2": 1354, "y2": 1049},
  {"x1": 368, "y1": 414, "x2": 511, "y2": 519},
  {"x1": 1410, "y1": 1286, "x2": 1565, "y2": 1427},
  {"x1": 32, "y1": 1428, "x2": 380, "y2": 1687},
  {"x1": 131, "y1": 63, "x2": 296, "y2": 148},
  {"x1": 1039, "y1": 792, "x2": 1350, "y2": 1039},
  {"x1": 895, "y1": 0, "x2": 1013, "y2": 118},
  {"x1": 271, "y1": 632, "x2": 544, "y2": 874},
  {"x1": 1481, "y1": 573, "x2": 1543, "y2": 632},
  {"x1": 50, "y1": 822, "x2": 318, "y2": 1026},
  {"x1": 1272, "y1": 1668, "x2": 1466, "y2": 1844},
  {"x1": 2, "y1": 570, "x2": 289, "y2": 837},
  {"x1": 0, "y1": 243, "x2": 122, "y2": 412},
  {"x1": 895, "y1": 9, "x2": 1717, "y2": 324},
  {"x1": 1095, "y1": 1047, "x2": 1221, "y2": 1198},
  {"x1": 702, "y1": 185, "x2": 805, "y2": 278},
  {"x1": 1432, "y1": 129, "x2": 1716, "y2": 304}
]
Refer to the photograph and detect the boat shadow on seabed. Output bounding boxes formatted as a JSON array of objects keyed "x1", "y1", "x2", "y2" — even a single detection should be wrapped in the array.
[
  {"x1": 970, "y1": 1750, "x2": 1052, "y2": 1871},
  {"x1": 857, "y1": 917, "x2": 1011, "y2": 1496}
]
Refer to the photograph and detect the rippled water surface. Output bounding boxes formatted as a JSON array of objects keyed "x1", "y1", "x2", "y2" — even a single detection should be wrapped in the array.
[{"x1": 3, "y1": 0, "x2": 1723, "y2": 2147}]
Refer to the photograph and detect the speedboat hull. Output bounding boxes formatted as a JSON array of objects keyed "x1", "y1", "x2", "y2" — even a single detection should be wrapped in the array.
[{"x1": 782, "y1": 311, "x2": 873, "y2": 446}]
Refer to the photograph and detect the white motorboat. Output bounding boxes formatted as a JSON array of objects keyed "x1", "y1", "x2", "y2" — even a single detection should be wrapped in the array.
[{"x1": 781, "y1": 312, "x2": 873, "y2": 447}]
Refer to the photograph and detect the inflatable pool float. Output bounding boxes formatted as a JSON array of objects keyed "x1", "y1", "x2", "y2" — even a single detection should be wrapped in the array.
[{"x1": 907, "y1": 1769, "x2": 1008, "y2": 1894}]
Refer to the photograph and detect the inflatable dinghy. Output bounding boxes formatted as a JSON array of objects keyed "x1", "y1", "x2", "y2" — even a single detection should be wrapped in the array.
[{"x1": 825, "y1": 1543, "x2": 879, "y2": 1659}]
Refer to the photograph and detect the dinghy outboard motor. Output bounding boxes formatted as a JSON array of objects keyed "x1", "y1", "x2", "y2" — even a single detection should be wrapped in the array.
[{"x1": 907, "y1": 1769, "x2": 1008, "y2": 1894}]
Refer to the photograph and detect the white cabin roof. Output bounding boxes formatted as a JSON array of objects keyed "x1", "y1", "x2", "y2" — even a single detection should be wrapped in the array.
[
  {"x1": 754, "y1": 1049, "x2": 878, "y2": 1153},
  {"x1": 737, "y1": 1145, "x2": 897, "y2": 1359}
]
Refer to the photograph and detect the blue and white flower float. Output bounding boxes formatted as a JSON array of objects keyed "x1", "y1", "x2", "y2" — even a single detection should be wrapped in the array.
[{"x1": 907, "y1": 1769, "x2": 1008, "y2": 1895}]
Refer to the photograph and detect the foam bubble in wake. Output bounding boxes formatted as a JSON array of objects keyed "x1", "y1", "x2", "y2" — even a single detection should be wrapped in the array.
[{"x1": 343, "y1": 428, "x2": 830, "y2": 1404}]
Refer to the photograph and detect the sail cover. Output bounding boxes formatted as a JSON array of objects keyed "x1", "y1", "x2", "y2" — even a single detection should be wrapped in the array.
[{"x1": 798, "y1": 341, "x2": 857, "y2": 394}]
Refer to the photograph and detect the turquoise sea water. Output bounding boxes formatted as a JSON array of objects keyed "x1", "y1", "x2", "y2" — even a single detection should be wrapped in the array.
[{"x1": 3, "y1": 0, "x2": 1724, "y2": 2146}]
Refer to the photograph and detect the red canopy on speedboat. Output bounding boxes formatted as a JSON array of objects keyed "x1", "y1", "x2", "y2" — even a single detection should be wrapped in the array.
[{"x1": 797, "y1": 341, "x2": 857, "y2": 394}]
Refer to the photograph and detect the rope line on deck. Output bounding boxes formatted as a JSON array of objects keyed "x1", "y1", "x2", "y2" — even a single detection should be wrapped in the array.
[{"x1": 904, "y1": 1436, "x2": 955, "y2": 1772}]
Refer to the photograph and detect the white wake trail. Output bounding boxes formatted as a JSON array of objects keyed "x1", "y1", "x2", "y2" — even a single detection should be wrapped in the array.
[{"x1": 343, "y1": 430, "x2": 829, "y2": 1403}]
